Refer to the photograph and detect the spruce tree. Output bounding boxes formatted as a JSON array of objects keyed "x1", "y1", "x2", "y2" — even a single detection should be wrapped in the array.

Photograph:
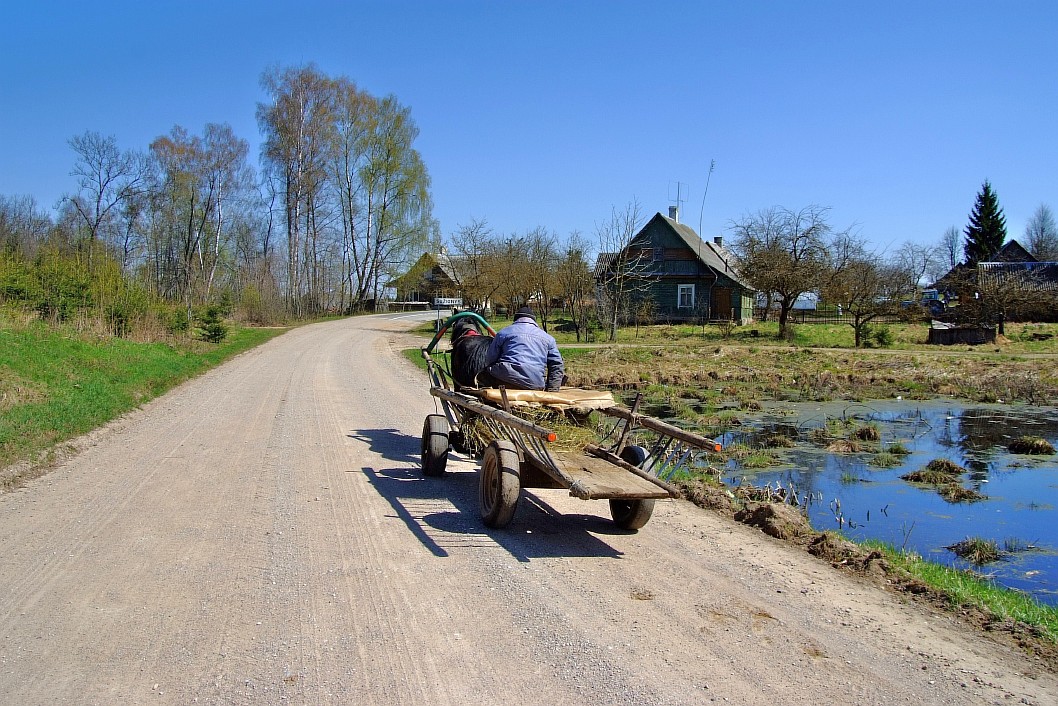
[{"x1": 963, "y1": 180, "x2": 1007, "y2": 266}]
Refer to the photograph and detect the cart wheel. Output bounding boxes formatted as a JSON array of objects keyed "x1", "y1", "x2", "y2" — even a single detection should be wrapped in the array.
[
  {"x1": 421, "y1": 414, "x2": 450, "y2": 477},
  {"x1": 479, "y1": 440, "x2": 521, "y2": 528},
  {"x1": 449, "y1": 429, "x2": 468, "y2": 454},
  {"x1": 610, "y1": 445, "x2": 655, "y2": 530}
]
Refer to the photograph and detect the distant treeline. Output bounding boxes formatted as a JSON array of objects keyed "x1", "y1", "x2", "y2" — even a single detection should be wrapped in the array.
[{"x1": 0, "y1": 63, "x2": 432, "y2": 334}]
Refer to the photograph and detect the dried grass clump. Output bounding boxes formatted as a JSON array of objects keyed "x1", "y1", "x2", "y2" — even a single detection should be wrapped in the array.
[
  {"x1": 869, "y1": 452, "x2": 901, "y2": 468},
  {"x1": 938, "y1": 483, "x2": 987, "y2": 503},
  {"x1": 901, "y1": 458, "x2": 967, "y2": 484},
  {"x1": 808, "y1": 427, "x2": 833, "y2": 445},
  {"x1": 826, "y1": 439, "x2": 863, "y2": 453},
  {"x1": 946, "y1": 537, "x2": 1001, "y2": 564},
  {"x1": 1008, "y1": 436, "x2": 1056, "y2": 455},
  {"x1": 901, "y1": 468, "x2": 955, "y2": 484},
  {"x1": 851, "y1": 424, "x2": 880, "y2": 441},
  {"x1": 925, "y1": 458, "x2": 967, "y2": 475},
  {"x1": 761, "y1": 433, "x2": 796, "y2": 448}
]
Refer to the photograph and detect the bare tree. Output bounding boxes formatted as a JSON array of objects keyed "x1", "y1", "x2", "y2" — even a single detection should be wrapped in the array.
[
  {"x1": 149, "y1": 123, "x2": 253, "y2": 320},
  {"x1": 822, "y1": 238, "x2": 915, "y2": 347},
  {"x1": 447, "y1": 219, "x2": 504, "y2": 312},
  {"x1": 730, "y1": 205, "x2": 843, "y2": 339},
  {"x1": 938, "y1": 225, "x2": 962, "y2": 271},
  {"x1": 595, "y1": 201, "x2": 649, "y2": 341},
  {"x1": 66, "y1": 131, "x2": 148, "y2": 266},
  {"x1": 1024, "y1": 204, "x2": 1058, "y2": 261},
  {"x1": 555, "y1": 231, "x2": 596, "y2": 341},
  {"x1": 0, "y1": 194, "x2": 52, "y2": 257},
  {"x1": 896, "y1": 241, "x2": 940, "y2": 291},
  {"x1": 493, "y1": 234, "x2": 535, "y2": 314},
  {"x1": 524, "y1": 227, "x2": 559, "y2": 327}
]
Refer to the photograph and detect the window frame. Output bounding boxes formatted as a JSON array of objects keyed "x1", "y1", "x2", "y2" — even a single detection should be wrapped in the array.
[{"x1": 677, "y1": 283, "x2": 695, "y2": 309}]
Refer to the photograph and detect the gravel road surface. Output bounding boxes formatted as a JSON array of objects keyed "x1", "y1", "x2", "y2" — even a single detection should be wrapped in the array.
[{"x1": 1, "y1": 313, "x2": 1054, "y2": 705}]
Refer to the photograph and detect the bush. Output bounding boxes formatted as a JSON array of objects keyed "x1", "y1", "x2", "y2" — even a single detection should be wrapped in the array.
[
  {"x1": 872, "y1": 326, "x2": 894, "y2": 347},
  {"x1": 195, "y1": 305, "x2": 228, "y2": 343}
]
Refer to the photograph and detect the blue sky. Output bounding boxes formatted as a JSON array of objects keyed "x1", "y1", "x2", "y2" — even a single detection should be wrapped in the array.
[{"x1": 2, "y1": 1, "x2": 1055, "y2": 254}]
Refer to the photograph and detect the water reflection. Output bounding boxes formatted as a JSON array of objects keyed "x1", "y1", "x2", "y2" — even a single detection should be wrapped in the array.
[{"x1": 719, "y1": 400, "x2": 1058, "y2": 605}]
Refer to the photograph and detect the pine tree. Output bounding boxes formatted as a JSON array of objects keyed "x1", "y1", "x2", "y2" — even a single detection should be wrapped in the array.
[{"x1": 963, "y1": 180, "x2": 1007, "y2": 266}]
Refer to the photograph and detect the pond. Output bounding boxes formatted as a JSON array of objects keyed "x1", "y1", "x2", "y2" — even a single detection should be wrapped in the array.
[{"x1": 715, "y1": 400, "x2": 1058, "y2": 606}]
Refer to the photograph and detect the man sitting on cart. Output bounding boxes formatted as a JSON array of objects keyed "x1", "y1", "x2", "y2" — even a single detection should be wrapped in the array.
[{"x1": 477, "y1": 306, "x2": 564, "y2": 391}]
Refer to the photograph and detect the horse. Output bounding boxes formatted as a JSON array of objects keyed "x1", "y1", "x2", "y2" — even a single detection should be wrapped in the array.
[{"x1": 449, "y1": 317, "x2": 493, "y2": 389}]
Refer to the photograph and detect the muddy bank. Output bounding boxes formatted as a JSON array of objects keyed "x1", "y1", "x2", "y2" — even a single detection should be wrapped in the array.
[{"x1": 676, "y1": 476, "x2": 1058, "y2": 672}]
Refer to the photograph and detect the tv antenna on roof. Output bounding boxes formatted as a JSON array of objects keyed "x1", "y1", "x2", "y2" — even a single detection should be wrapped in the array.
[
  {"x1": 698, "y1": 159, "x2": 716, "y2": 235},
  {"x1": 668, "y1": 181, "x2": 688, "y2": 221}
]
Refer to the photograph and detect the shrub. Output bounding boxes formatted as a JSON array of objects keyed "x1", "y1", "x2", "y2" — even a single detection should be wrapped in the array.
[
  {"x1": 872, "y1": 326, "x2": 894, "y2": 347},
  {"x1": 195, "y1": 305, "x2": 228, "y2": 343}
]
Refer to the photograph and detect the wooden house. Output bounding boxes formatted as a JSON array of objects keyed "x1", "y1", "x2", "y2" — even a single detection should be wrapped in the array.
[
  {"x1": 388, "y1": 250, "x2": 462, "y2": 304},
  {"x1": 596, "y1": 209, "x2": 754, "y2": 323}
]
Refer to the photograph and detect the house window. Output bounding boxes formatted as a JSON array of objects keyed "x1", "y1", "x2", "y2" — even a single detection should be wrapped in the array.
[{"x1": 678, "y1": 284, "x2": 695, "y2": 308}]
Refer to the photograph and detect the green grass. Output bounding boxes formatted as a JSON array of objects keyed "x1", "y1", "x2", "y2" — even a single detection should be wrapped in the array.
[
  {"x1": 403, "y1": 348, "x2": 431, "y2": 373},
  {"x1": 864, "y1": 540, "x2": 1058, "y2": 643},
  {"x1": 0, "y1": 323, "x2": 287, "y2": 473}
]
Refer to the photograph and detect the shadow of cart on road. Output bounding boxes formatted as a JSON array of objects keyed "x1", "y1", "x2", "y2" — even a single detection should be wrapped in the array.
[{"x1": 350, "y1": 427, "x2": 627, "y2": 562}]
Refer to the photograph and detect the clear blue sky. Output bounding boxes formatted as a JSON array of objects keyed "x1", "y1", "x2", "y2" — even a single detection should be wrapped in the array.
[{"x1": 2, "y1": 1, "x2": 1055, "y2": 254}]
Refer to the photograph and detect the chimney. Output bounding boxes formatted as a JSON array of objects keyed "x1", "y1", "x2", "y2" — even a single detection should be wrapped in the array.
[
  {"x1": 668, "y1": 206, "x2": 679, "y2": 222},
  {"x1": 713, "y1": 236, "x2": 723, "y2": 247}
]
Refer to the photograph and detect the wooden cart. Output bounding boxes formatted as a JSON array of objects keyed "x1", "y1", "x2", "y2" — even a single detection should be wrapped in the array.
[{"x1": 421, "y1": 313, "x2": 722, "y2": 530}]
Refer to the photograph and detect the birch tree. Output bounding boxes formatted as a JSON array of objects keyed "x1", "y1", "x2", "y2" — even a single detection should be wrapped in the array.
[{"x1": 258, "y1": 64, "x2": 333, "y2": 314}]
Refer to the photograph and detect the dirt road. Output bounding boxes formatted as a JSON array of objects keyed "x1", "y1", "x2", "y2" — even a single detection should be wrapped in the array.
[{"x1": 1, "y1": 314, "x2": 1054, "y2": 705}]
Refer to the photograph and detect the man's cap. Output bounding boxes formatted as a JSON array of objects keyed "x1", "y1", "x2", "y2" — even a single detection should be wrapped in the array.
[{"x1": 514, "y1": 306, "x2": 535, "y2": 320}]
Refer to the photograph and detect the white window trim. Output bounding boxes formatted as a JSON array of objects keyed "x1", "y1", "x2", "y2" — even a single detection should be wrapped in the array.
[{"x1": 677, "y1": 284, "x2": 695, "y2": 308}]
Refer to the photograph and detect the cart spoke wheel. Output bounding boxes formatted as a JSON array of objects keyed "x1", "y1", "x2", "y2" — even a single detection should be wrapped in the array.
[
  {"x1": 421, "y1": 414, "x2": 450, "y2": 477},
  {"x1": 610, "y1": 445, "x2": 656, "y2": 530},
  {"x1": 479, "y1": 440, "x2": 521, "y2": 528}
]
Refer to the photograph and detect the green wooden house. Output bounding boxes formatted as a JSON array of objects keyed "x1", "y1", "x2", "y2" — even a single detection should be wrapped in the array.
[
  {"x1": 388, "y1": 250, "x2": 462, "y2": 304},
  {"x1": 598, "y1": 209, "x2": 755, "y2": 323}
]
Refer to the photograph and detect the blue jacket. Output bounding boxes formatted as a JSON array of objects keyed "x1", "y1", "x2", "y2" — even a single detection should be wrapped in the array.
[{"x1": 484, "y1": 317, "x2": 564, "y2": 391}]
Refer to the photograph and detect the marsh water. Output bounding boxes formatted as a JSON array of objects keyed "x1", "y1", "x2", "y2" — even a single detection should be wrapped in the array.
[{"x1": 708, "y1": 400, "x2": 1058, "y2": 605}]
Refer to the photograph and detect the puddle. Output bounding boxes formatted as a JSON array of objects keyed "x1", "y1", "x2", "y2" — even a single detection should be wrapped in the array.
[{"x1": 714, "y1": 400, "x2": 1058, "y2": 605}]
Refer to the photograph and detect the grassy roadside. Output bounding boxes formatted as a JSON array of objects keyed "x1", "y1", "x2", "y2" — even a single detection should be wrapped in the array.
[
  {"x1": 405, "y1": 318, "x2": 1058, "y2": 657},
  {"x1": 864, "y1": 541, "x2": 1058, "y2": 642},
  {"x1": 0, "y1": 322, "x2": 288, "y2": 485}
]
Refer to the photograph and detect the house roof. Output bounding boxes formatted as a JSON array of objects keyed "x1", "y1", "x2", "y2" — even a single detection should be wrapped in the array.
[
  {"x1": 990, "y1": 240, "x2": 1037, "y2": 263},
  {"x1": 593, "y1": 252, "x2": 617, "y2": 278},
  {"x1": 932, "y1": 239, "x2": 1044, "y2": 290},
  {"x1": 653, "y1": 213, "x2": 751, "y2": 288},
  {"x1": 979, "y1": 261, "x2": 1058, "y2": 290}
]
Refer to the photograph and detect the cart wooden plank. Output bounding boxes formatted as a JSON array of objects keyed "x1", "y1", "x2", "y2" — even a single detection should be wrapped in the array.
[{"x1": 551, "y1": 452, "x2": 673, "y2": 500}]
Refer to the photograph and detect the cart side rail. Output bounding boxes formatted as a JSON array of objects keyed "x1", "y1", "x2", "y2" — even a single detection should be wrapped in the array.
[{"x1": 597, "y1": 404, "x2": 723, "y2": 483}]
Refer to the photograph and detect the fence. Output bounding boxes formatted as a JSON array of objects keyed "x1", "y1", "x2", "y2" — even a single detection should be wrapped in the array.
[{"x1": 753, "y1": 308, "x2": 906, "y2": 325}]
